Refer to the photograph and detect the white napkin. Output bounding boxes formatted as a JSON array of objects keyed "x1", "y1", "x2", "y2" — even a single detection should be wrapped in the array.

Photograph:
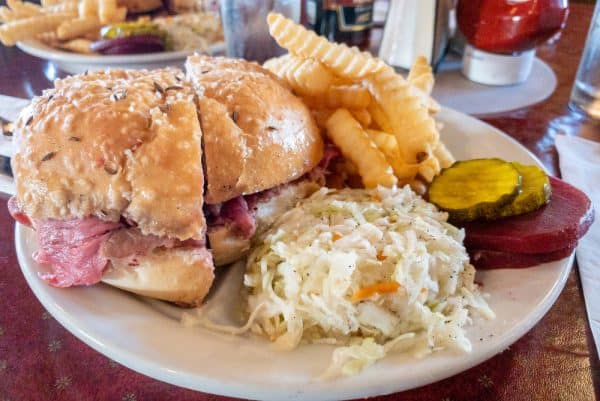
[
  {"x1": 555, "y1": 134, "x2": 600, "y2": 354},
  {"x1": 0, "y1": 94, "x2": 28, "y2": 196}
]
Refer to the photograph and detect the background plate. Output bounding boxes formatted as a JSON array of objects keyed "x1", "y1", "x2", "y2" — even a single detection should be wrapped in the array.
[
  {"x1": 16, "y1": 39, "x2": 225, "y2": 74},
  {"x1": 15, "y1": 107, "x2": 573, "y2": 401}
]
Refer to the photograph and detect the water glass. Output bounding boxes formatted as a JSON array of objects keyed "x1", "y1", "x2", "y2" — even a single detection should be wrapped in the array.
[
  {"x1": 220, "y1": 0, "x2": 300, "y2": 63},
  {"x1": 569, "y1": 2, "x2": 600, "y2": 120}
]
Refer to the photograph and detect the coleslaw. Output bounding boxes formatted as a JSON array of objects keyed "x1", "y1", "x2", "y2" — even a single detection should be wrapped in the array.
[{"x1": 243, "y1": 186, "x2": 494, "y2": 377}]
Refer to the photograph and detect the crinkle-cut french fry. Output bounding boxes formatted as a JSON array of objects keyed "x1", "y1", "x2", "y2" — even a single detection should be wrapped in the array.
[
  {"x1": 366, "y1": 128, "x2": 420, "y2": 182},
  {"x1": 407, "y1": 56, "x2": 434, "y2": 95},
  {"x1": 311, "y1": 108, "x2": 335, "y2": 130},
  {"x1": 267, "y1": 12, "x2": 385, "y2": 79},
  {"x1": 349, "y1": 108, "x2": 371, "y2": 127},
  {"x1": 432, "y1": 141, "x2": 454, "y2": 169},
  {"x1": 302, "y1": 84, "x2": 372, "y2": 110},
  {"x1": 408, "y1": 178, "x2": 427, "y2": 195},
  {"x1": 405, "y1": 56, "x2": 440, "y2": 114},
  {"x1": 415, "y1": 141, "x2": 454, "y2": 183},
  {"x1": 366, "y1": 129, "x2": 398, "y2": 155},
  {"x1": 0, "y1": 13, "x2": 73, "y2": 46},
  {"x1": 416, "y1": 150, "x2": 440, "y2": 182},
  {"x1": 425, "y1": 96, "x2": 441, "y2": 115},
  {"x1": 263, "y1": 54, "x2": 334, "y2": 96},
  {"x1": 366, "y1": 99, "x2": 393, "y2": 133},
  {"x1": 325, "y1": 109, "x2": 397, "y2": 188},
  {"x1": 365, "y1": 65, "x2": 439, "y2": 163},
  {"x1": 57, "y1": 16, "x2": 100, "y2": 40}
]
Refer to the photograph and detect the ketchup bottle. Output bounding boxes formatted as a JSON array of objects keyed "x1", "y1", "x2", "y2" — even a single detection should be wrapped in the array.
[{"x1": 457, "y1": 0, "x2": 568, "y2": 85}]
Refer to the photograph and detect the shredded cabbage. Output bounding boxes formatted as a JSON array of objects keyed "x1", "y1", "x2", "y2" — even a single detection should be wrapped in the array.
[{"x1": 244, "y1": 186, "x2": 494, "y2": 377}]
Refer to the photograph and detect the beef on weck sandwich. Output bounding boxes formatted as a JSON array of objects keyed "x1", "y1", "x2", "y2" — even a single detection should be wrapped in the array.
[{"x1": 8, "y1": 57, "x2": 324, "y2": 305}]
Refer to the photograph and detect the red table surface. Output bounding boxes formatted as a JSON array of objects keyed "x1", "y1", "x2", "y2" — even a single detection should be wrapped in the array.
[{"x1": 1, "y1": 3, "x2": 600, "y2": 401}]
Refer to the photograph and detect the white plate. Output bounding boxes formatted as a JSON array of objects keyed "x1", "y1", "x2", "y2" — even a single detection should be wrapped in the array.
[
  {"x1": 16, "y1": 39, "x2": 225, "y2": 74},
  {"x1": 15, "y1": 107, "x2": 573, "y2": 401}
]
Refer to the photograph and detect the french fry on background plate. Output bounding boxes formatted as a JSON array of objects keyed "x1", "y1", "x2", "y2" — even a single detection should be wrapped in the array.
[
  {"x1": 6, "y1": 0, "x2": 42, "y2": 17},
  {"x1": 36, "y1": 29, "x2": 59, "y2": 45},
  {"x1": 57, "y1": 16, "x2": 100, "y2": 40},
  {"x1": 98, "y1": 0, "x2": 117, "y2": 24},
  {"x1": 43, "y1": 1, "x2": 79, "y2": 15},
  {"x1": 78, "y1": 0, "x2": 99, "y2": 17},
  {"x1": 325, "y1": 109, "x2": 397, "y2": 188},
  {"x1": 58, "y1": 37, "x2": 93, "y2": 53},
  {"x1": 41, "y1": 0, "x2": 67, "y2": 7},
  {"x1": 0, "y1": 12, "x2": 74, "y2": 46},
  {"x1": 0, "y1": 7, "x2": 17, "y2": 23},
  {"x1": 112, "y1": 6, "x2": 127, "y2": 22}
]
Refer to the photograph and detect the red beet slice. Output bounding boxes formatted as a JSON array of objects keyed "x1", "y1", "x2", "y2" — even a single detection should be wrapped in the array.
[
  {"x1": 469, "y1": 243, "x2": 576, "y2": 269},
  {"x1": 90, "y1": 35, "x2": 165, "y2": 55},
  {"x1": 461, "y1": 176, "x2": 594, "y2": 254}
]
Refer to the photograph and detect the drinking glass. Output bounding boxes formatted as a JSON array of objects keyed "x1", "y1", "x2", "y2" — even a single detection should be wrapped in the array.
[
  {"x1": 569, "y1": 1, "x2": 600, "y2": 120},
  {"x1": 220, "y1": 0, "x2": 300, "y2": 63}
]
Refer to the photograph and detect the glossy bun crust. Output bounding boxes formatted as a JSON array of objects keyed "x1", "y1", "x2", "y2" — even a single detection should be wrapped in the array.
[
  {"x1": 186, "y1": 55, "x2": 323, "y2": 204},
  {"x1": 12, "y1": 68, "x2": 206, "y2": 241}
]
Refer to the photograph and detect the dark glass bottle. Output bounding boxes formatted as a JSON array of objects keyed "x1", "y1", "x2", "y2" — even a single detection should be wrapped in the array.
[
  {"x1": 305, "y1": 0, "x2": 323, "y2": 31},
  {"x1": 306, "y1": 0, "x2": 374, "y2": 50}
]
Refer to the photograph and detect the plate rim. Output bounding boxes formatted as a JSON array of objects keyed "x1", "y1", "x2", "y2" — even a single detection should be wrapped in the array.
[
  {"x1": 16, "y1": 230, "x2": 573, "y2": 400},
  {"x1": 13, "y1": 107, "x2": 574, "y2": 400},
  {"x1": 16, "y1": 38, "x2": 225, "y2": 64}
]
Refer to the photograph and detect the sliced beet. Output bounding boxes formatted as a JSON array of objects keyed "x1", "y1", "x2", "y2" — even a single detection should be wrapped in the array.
[
  {"x1": 90, "y1": 35, "x2": 164, "y2": 55},
  {"x1": 469, "y1": 243, "x2": 576, "y2": 269},
  {"x1": 461, "y1": 176, "x2": 593, "y2": 254}
]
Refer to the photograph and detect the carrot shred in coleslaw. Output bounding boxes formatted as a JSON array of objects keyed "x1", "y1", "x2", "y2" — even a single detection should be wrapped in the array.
[{"x1": 351, "y1": 281, "x2": 401, "y2": 302}]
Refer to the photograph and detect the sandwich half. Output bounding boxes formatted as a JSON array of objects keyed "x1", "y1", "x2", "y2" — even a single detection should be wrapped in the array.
[
  {"x1": 186, "y1": 55, "x2": 323, "y2": 266},
  {"x1": 9, "y1": 68, "x2": 214, "y2": 305}
]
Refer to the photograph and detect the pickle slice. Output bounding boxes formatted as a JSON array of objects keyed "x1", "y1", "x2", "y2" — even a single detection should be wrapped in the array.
[
  {"x1": 427, "y1": 158, "x2": 521, "y2": 222},
  {"x1": 495, "y1": 162, "x2": 551, "y2": 219},
  {"x1": 100, "y1": 22, "x2": 165, "y2": 40}
]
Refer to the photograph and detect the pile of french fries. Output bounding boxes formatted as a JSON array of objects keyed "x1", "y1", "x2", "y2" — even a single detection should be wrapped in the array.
[
  {"x1": 264, "y1": 13, "x2": 455, "y2": 193},
  {"x1": 0, "y1": 0, "x2": 126, "y2": 53}
]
